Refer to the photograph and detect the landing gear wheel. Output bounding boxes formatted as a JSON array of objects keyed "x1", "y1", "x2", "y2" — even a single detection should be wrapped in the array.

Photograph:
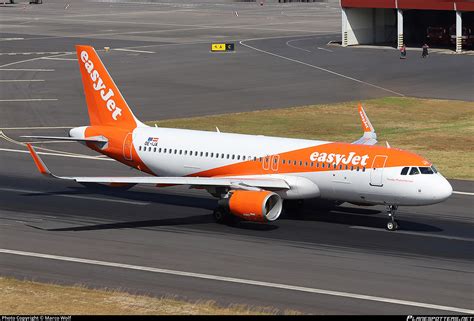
[
  {"x1": 213, "y1": 208, "x2": 226, "y2": 224},
  {"x1": 385, "y1": 205, "x2": 399, "y2": 231},
  {"x1": 386, "y1": 220, "x2": 399, "y2": 231}
]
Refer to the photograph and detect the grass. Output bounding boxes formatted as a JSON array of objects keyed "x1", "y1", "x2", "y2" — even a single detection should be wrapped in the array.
[
  {"x1": 0, "y1": 276, "x2": 300, "y2": 315},
  {"x1": 148, "y1": 97, "x2": 474, "y2": 180}
]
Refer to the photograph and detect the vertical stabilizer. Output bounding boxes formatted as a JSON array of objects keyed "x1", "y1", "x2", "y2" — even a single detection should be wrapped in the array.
[{"x1": 76, "y1": 45, "x2": 146, "y2": 129}]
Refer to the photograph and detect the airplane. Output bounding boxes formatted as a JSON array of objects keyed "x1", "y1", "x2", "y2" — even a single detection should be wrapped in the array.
[{"x1": 24, "y1": 45, "x2": 453, "y2": 231}]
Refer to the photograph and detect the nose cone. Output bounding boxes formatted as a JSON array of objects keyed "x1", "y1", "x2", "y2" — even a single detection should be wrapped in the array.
[{"x1": 433, "y1": 177, "x2": 453, "y2": 202}]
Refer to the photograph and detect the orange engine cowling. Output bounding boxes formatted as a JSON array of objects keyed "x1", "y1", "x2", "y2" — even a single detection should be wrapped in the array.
[{"x1": 226, "y1": 190, "x2": 283, "y2": 222}]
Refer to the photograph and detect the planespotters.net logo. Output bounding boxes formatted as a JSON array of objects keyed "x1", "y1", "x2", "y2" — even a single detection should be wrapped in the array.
[{"x1": 407, "y1": 316, "x2": 473, "y2": 321}]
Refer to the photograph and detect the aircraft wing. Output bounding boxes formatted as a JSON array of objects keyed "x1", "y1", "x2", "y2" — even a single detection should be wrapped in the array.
[
  {"x1": 26, "y1": 144, "x2": 290, "y2": 190},
  {"x1": 351, "y1": 104, "x2": 377, "y2": 146}
]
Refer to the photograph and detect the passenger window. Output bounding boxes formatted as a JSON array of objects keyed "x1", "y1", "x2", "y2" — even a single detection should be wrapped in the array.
[
  {"x1": 322, "y1": 163, "x2": 325, "y2": 168},
  {"x1": 362, "y1": 167, "x2": 366, "y2": 172},
  {"x1": 139, "y1": 146, "x2": 142, "y2": 151},
  {"x1": 409, "y1": 167, "x2": 420, "y2": 175},
  {"x1": 158, "y1": 148, "x2": 162, "y2": 153},
  {"x1": 299, "y1": 161, "x2": 302, "y2": 166},
  {"x1": 310, "y1": 162, "x2": 313, "y2": 167},
  {"x1": 242, "y1": 156, "x2": 246, "y2": 161},
  {"x1": 174, "y1": 149, "x2": 177, "y2": 154},
  {"x1": 195, "y1": 151, "x2": 198, "y2": 156},
  {"x1": 154, "y1": 147, "x2": 156, "y2": 152},
  {"x1": 237, "y1": 155, "x2": 240, "y2": 160},
  {"x1": 339, "y1": 165, "x2": 342, "y2": 170},
  {"x1": 205, "y1": 152, "x2": 209, "y2": 157},
  {"x1": 316, "y1": 163, "x2": 319, "y2": 168},
  {"x1": 210, "y1": 152, "x2": 214, "y2": 157},
  {"x1": 400, "y1": 167, "x2": 409, "y2": 175},
  {"x1": 179, "y1": 150, "x2": 182, "y2": 155},
  {"x1": 148, "y1": 147, "x2": 152, "y2": 152},
  {"x1": 282, "y1": 159, "x2": 285, "y2": 164}
]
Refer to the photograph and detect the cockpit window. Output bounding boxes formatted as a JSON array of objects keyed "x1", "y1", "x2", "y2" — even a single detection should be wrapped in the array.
[
  {"x1": 419, "y1": 167, "x2": 435, "y2": 174},
  {"x1": 400, "y1": 167, "x2": 409, "y2": 175},
  {"x1": 409, "y1": 167, "x2": 420, "y2": 175},
  {"x1": 431, "y1": 165, "x2": 438, "y2": 174}
]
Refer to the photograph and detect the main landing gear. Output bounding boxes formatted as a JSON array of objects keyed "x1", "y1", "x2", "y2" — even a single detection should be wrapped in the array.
[{"x1": 386, "y1": 205, "x2": 399, "y2": 231}]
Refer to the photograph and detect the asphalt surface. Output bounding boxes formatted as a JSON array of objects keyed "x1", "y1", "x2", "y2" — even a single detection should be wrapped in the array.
[{"x1": 1, "y1": 0, "x2": 473, "y2": 315}]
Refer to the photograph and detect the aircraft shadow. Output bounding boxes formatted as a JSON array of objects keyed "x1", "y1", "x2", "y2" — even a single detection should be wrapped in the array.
[
  {"x1": 20, "y1": 185, "x2": 441, "y2": 233},
  {"x1": 282, "y1": 206, "x2": 442, "y2": 232}
]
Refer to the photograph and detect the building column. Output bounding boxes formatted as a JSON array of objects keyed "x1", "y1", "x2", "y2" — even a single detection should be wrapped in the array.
[
  {"x1": 341, "y1": 7, "x2": 348, "y2": 47},
  {"x1": 456, "y1": 10, "x2": 462, "y2": 53},
  {"x1": 397, "y1": 9, "x2": 403, "y2": 49}
]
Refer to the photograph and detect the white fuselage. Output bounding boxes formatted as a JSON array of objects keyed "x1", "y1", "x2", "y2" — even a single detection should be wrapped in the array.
[{"x1": 130, "y1": 127, "x2": 452, "y2": 206}]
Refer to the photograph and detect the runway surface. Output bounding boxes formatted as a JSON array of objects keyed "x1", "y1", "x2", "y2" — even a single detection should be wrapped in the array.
[{"x1": 1, "y1": 0, "x2": 473, "y2": 315}]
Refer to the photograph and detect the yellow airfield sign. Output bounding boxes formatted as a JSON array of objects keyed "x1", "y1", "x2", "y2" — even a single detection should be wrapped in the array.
[{"x1": 211, "y1": 43, "x2": 235, "y2": 52}]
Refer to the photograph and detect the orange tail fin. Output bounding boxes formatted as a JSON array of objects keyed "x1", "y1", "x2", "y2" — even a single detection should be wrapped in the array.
[{"x1": 76, "y1": 45, "x2": 145, "y2": 129}]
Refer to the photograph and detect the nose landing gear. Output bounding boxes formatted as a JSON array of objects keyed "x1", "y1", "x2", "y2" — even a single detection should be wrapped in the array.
[{"x1": 386, "y1": 205, "x2": 399, "y2": 231}]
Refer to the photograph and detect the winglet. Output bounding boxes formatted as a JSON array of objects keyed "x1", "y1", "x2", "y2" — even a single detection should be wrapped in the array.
[
  {"x1": 26, "y1": 143, "x2": 52, "y2": 177},
  {"x1": 358, "y1": 103, "x2": 375, "y2": 133},
  {"x1": 352, "y1": 104, "x2": 377, "y2": 145}
]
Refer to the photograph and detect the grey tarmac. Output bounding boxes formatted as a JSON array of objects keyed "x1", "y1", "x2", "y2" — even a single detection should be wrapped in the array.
[{"x1": 0, "y1": 0, "x2": 473, "y2": 315}]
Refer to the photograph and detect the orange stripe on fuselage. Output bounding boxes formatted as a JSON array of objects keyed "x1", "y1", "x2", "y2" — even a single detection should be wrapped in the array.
[{"x1": 190, "y1": 142, "x2": 430, "y2": 177}]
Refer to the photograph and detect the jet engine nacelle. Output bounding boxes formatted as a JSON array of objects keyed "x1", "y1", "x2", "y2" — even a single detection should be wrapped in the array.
[{"x1": 220, "y1": 190, "x2": 283, "y2": 222}]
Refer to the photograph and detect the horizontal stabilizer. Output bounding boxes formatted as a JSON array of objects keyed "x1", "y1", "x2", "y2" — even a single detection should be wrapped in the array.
[{"x1": 22, "y1": 135, "x2": 108, "y2": 143}]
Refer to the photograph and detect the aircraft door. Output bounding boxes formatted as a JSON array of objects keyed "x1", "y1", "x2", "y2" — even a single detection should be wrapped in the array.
[
  {"x1": 370, "y1": 155, "x2": 388, "y2": 187},
  {"x1": 262, "y1": 155, "x2": 271, "y2": 171},
  {"x1": 123, "y1": 132, "x2": 133, "y2": 161},
  {"x1": 271, "y1": 155, "x2": 280, "y2": 171}
]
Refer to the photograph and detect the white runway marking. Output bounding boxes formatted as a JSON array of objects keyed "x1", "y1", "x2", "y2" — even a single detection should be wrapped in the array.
[
  {"x1": 0, "y1": 98, "x2": 57, "y2": 102},
  {"x1": 285, "y1": 39, "x2": 311, "y2": 52},
  {"x1": 113, "y1": 48, "x2": 155, "y2": 54},
  {"x1": 453, "y1": 191, "x2": 474, "y2": 196},
  {"x1": 316, "y1": 47, "x2": 333, "y2": 52},
  {"x1": 0, "y1": 38, "x2": 24, "y2": 41},
  {"x1": 350, "y1": 226, "x2": 474, "y2": 242},
  {"x1": 0, "y1": 68, "x2": 54, "y2": 72},
  {"x1": 240, "y1": 40, "x2": 405, "y2": 97},
  {"x1": 0, "y1": 248, "x2": 472, "y2": 314},
  {"x1": 0, "y1": 79, "x2": 44, "y2": 82},
  {"x1": 0, "y1": 52, "x2": 70, "y2": 56},
  {"x1": 0, "y1": 148, "x2": 114, "y2": 161},
  {"x1": 0, "y1": 188, "x2": 149, "y2": 206},
  {"x1": 41, "y1": 57, "x2": 76, "y2": 61},
  {"x1": 0, "y1": 126, "x2": 72, "y2": 130}
]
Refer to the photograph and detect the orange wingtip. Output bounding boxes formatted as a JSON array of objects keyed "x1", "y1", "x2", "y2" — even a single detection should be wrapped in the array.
[
  {"x1": 358, "y1": 103, "x2": 372, "y2": 132},
  {"x1": 26, "y1": 143, "x2": 50, "y2": 175}
]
